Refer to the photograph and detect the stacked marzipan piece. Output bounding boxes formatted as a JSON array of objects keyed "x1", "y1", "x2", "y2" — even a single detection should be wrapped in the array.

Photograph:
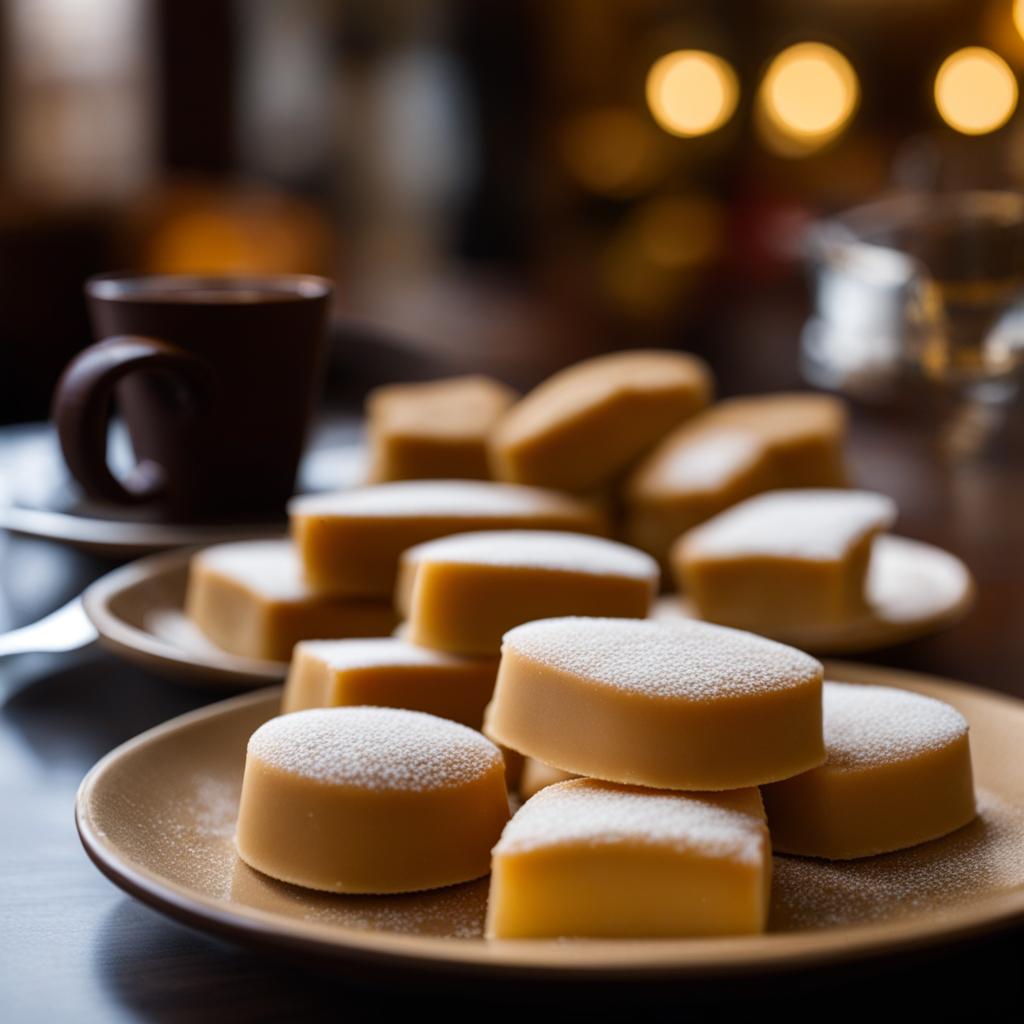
[
  {"x1": 484, "y1": 617, "x2": 813, "y2": 937},
  {"x1": 484, "y1": 618, "x2": 976, "y2": 939}
]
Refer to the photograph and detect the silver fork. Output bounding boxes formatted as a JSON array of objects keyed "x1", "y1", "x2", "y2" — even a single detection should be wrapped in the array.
[{"x1": 0, "y1": 597, "x2": 97, "y2": 657}]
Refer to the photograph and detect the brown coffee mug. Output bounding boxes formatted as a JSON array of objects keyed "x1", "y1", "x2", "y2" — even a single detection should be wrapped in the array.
[{"x1": 53, "y1": 272, "x2": 333, "y2": 520}]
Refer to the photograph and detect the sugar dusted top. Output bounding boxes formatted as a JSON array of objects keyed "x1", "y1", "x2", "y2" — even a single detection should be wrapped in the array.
[
  {"x1": 194, "y1": 539, "x2": 310, "y2": 600},
  {"x1": 401, "y1": 530, "x2": 658, "y2": 581},
  {"x1": 648, "y1": 429, "x2": 764, "y2": 494},
  {"x1": 682, "y1": 489, "x2": 896, "y2": 561},
  {"x1": 248, "y1": 707, "x2": 503, "y2": 790},
  {"x1": 289, "y1": 480, "x2": 595, "y2": 520},
  {"x1": 502, "y1": 617, "x2": 822, "y2": 701},
  {"x1": 822, "y1": 681, "x2": 969, "y2": 771},
  {"x1": 494, "y1": 779, "x2": 766, "y2": 863},
  {"x1": 296, "y1": 637, "x2": 492, "y2": 672}
]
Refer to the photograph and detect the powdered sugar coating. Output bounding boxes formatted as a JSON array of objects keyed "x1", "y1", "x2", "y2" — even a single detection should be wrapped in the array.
[
  {"x1": 248, "y1": 707, "x2": 502, "y2": 790},
  {"x1": 654, "y1": 430, "x2": 764, "y2": 493},
  {"x1": 194, "y1": 540, "x2": 311, "y2": 601},
  {"x1": 503, "y1": 616, "x2": 821, "y2": 701},
  {"x1": 289, "y1": 480, "x2": 594, "y2": 519},
  {"x1": 683, "y1": 489, "x2": 897, "y2": 561},
  {"x1": 821, "y1": 681, "x2": 968, "y2": 771},
  {"x1": 495, "y1": 778, "x2": 766, "y2": 864},
  {"x1": 401, "y1": 530, "x2": 657, "y2": 581},
  {"x1": 297, "y1": 637, "x2": 490, "y2": 671}
]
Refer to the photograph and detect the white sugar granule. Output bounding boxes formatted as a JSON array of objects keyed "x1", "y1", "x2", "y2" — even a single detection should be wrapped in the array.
[
  {"x1": 684, "y1": 489, "x2": 897, "y2": 561},
  {"x1": 495, "y1": 779, "x2": 766, "y2": 865},
  {"x1": 772, "y1": 789, "x2": 1024, "y2": 930},
  {"x1": 296, "y1": 637, "x2": 485, "y2": 671},
  {"x1": 656, "y1": 429, "x2": 764, "y2": 493},
  {"x1": 821, "y1": 681, "x2": 968, "y2": 770},
  {"x1": 503, "y1": 617, "x2": 822, "y2": 701},
  {"x1": 401, "y1": 530, "x2": 657, "y2": 580},
  {"x1": 289, "y1": 480, "x2": 590, "y2": 519},
  {"x1": 248, "y1": 707, "x2": 502, "y2": 790},
  {"x1": 195, "y1": 539, "x2": 309, "y2": 601}
]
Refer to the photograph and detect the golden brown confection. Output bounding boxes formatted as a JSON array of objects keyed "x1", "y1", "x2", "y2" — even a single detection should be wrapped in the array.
[
  {"x1": 484, "y1": 617, "x2": 824, "y2": 791},
  {"x1": 396, "y1": 530, "x2": 658, "y2": 656},
  {"x1": 672, "y1": 490, "x2": 896, "y2": 633},
  {"x1": 289, "y1": 480, "x2": 608, "y2": 598},
  {"x1": 366, "y1": 375, "x2": 517, "y2": 482},
  {"x1": 281, "y1": 637, "x2": 499, "y2": 728},
  {"x1": 623, "y1": 392, "x2": 848, "y2": 565},
  {"x1": 487, "y1": 780, "x2": 770, "y2": 938},
  {"x1": 185, "y1": 540, "x2": 397, "y2": 662},
  {"x1": 762, "y1": 682, "x2": 976, "y2": 859},
  {"x1": 236, "y1": 707, "x2": 510, "y2": 893},
  {"x1": 490, "y1": 349, "x2": 712, "y2": 492}
]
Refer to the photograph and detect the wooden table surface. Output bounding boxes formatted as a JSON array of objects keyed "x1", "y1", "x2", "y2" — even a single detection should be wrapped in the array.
[{"x1": 1, "y1": 408, "x2": 1022, "y2": 1020}]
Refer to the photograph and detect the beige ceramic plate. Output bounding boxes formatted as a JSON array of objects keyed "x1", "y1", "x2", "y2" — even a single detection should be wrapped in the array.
[
  {"x1": 654, "y1": 535, "x2": 975, "y2": 655},
  {"x1": 82, "y1": 546, "x2": 288, "y2": 687},
  {"x1": 76, "y1": 662, "x2": 1024, "y2": 979}
]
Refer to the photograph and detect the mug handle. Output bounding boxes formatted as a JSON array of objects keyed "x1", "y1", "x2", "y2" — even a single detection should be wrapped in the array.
[{"x1": 52, "y1": 335, "x2": 215, "y2": 505}]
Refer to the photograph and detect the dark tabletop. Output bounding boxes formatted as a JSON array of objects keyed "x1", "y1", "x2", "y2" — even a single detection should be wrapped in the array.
[{"x1": 1, "y1": 405, "x2": 1023, "y2": 1022}]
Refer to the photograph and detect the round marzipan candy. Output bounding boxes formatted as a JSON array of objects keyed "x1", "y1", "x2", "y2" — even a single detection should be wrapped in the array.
[
  {"x1": 484, "y1": 617, "x2": 824, "y2": 791},
  {"x1": 235, "y1": 707, "x2": 510, "y2": 893},
  {"x1": 762, "y1": 681, "x2": 976, "y2": 859}
]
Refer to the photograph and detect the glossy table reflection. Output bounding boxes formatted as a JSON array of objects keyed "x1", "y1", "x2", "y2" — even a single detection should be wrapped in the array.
[{"x1": 1, "y1": 404, "x2": 1023, "y2": 1019}]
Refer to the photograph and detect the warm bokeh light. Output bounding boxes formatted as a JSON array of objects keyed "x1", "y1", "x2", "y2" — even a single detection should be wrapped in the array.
[
  {"x1": 1015, "y1": 0, "x2": 1024, "y2": 42},
  {"x1": 934, "y1": 47, "x2": 1018, "y2": 135},
  {"x1": 645, "y1": 50, "x2": 739, "y2": 138},
  {"x1": 758, "y1": 43, "x2": 859, "y2": 154},
  {"x1": 134, "y1": 184, "x2": 334, "y2": 275},
  {"x1": 601, "y1": 193, "x2": 723, "y2": 316},
  {"x1": 632, "y1": 194, "x2": 723, "y2": 270},
  {"x1": 560, "y1": 107, "x2": 668, "y2": 196}
]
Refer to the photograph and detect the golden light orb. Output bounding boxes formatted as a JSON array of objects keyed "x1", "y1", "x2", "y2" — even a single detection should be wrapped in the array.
[
  {"x1": 934, "y1": 47, "x2": 1018, "y2": 135},
  {"x1": 758, "y1": 42, "x2": 859, "y2": 151},
  {"x1": 645, "y1": 50, "x2": 739, "y2": 138}
]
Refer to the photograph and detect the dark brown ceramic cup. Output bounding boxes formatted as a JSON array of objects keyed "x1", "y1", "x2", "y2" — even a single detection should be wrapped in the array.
[{"x1": 53, "y1": 273, "x2": 333, "y2": 520}]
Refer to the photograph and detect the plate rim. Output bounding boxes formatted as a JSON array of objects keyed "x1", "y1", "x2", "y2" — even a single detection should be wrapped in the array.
[
  {"x1": 75, "y1": 663, "x2": 1024, "y2": 978},
  {"x1": 0, "y1": 500, "x2": 287, "y2": 557},
  {"x1": 82, "y1": 546, "x2": 287, "y2": 687}
]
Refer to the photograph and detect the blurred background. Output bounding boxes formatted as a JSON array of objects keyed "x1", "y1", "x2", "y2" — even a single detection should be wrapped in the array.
[{"x1": 2, "y1": 0, "x2": 1024, "y2": 423}]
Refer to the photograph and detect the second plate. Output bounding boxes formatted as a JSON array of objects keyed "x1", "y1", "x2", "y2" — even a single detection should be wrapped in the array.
[{"x1": 83, "y1": 534, "x2": 975, "y2": 689}]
